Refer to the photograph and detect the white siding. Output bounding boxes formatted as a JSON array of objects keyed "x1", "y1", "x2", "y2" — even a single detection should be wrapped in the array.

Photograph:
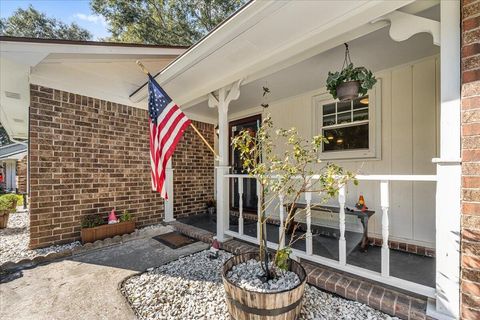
[{"x1": 232, "y1": 56, "x2": 439, "y2": 248}]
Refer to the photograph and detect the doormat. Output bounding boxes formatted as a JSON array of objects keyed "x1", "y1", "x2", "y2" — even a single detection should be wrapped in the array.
[{"x1": 152, "y1": 232, "x2": 197, "y2": 249}]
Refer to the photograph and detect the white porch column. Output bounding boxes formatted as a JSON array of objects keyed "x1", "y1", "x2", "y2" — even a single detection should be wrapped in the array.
[
  {"x1": 428, "y1": 1, "x2": 461, "y2": 319},
  {"x1": 164, "y1": 159, "x2": 175, "y2": 222},
  {"x1": 209, "y1": 80, "x2": 241, "y2": 242}
]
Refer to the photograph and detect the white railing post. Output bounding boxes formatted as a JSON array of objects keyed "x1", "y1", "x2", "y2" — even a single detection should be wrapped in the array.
[
  {"x1": 164, "y1": 159, "x2": 175, "y2": 222},
  {"x1": 338, "y1": 185, "x2": 346, "y2": 266},
  {"x1": 256, "y1": 179, "x2": 262, "y2": 245},
  {"x1": 238, "y1": 178, "x2": 244, "y2": 236},
  {"x1": 278, "y1": 192, "x2": 285, "y2": 249},
  {"x1": 305, "y1": 182, "x2": 313, "y2": 255},
  {"x1": 380, "y1": 180, "x2": 390, "y2": 277}
]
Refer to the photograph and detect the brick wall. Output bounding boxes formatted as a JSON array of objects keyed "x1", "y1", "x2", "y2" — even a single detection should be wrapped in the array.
[
  {"x1": 16, "y1": 156, "x2": 27, "y2": 194},
  {"x1": 29, "y1": 85, "x2": 214, "y2": 248},
  {"x1": 173, "y1": 121, "x2": 215, "y2": 218},
  {"x1": 461, "y1": 1, "x2": 480, "y2": 319}
]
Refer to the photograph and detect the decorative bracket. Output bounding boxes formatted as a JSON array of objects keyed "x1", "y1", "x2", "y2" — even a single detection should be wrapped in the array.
[
  {"x1": 372, "y1": 11, "x2": 440, "y2": 46},
  {"x1": 208, "y1": 79, "x2": 243, "y2": 111}
]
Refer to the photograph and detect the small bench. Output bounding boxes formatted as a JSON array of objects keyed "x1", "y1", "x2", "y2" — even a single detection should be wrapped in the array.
[{"x1": 284, "y1": 203, "x2": 375, "y2": 251}]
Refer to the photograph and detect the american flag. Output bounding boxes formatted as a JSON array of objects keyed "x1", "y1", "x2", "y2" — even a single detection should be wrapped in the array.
[{"x1": 148, "y1": 74, "x2": 191, "y2": 198}]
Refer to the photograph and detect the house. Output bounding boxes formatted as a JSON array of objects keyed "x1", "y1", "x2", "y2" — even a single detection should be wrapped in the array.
[
  {"x1": 0, "y1": 0, "x2": 477, "y2": 319},
  {"x1": 0, "y1": 142, "x2": 27, "y2": 193}
]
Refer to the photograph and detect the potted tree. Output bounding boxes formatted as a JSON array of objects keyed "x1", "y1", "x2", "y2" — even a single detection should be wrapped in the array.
[
  {"x1": 326, "y1": 43, "x2": 377, "y2": 101},
  {"x1": 224, "y1": 115, "x2": 355, "y2": 319},
  {"x1": 0, "y1": 194, "x2": 18, "y2": 229},
  {"x1": 80, "y1": 210, "x2": 135, "y2": 244}
]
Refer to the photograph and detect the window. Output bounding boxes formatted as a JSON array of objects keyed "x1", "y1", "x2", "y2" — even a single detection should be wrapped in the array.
[{"x1": 313, "y1": 85, "x2": 380, "y2": 160}]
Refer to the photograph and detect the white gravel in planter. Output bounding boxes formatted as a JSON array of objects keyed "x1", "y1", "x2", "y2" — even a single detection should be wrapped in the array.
[
  {"x1": 226, "y1": 259, "x2": 300, "y2": 292},
  {"x1": 0, "y1": 209, "x2": 80, "y2": 265},
  {"x1": 122, "y1": 250, "x2": 398, "y2": 320}
]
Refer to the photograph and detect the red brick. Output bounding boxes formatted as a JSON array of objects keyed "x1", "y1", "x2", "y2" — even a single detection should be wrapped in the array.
[
  {"x1": 462, "y1": 306, "x2": 480, "y2": 320},
  {"x1": 464, "y1": 69, "x2": 480, "y2": 83},
  {"x1": 463, "y1": 254, "x2": 480, "y2": 269},
  {"x1": 464, "y1": 15, "x2": 480, "y2": 32},
  {"x1": 463, "y1": 228, "x2": 480, "y2": 242},
  {"x1": 463, "y1": 280, "x2": 480, "y2": 297},
  {"x1": 463, "y1": 43, "x2": 480, "y2": 58},
  {"x1": 462, "y1": 149, "x2": 480, "y2": 162}
]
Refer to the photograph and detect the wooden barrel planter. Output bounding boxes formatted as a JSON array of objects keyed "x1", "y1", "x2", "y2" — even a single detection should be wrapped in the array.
[{"x1": 222, "y1": 252, "x2": 307, "y2": 320}]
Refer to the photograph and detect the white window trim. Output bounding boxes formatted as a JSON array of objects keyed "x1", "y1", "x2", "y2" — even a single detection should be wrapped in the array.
[{"x1": 312, "y1": 80, "x2": 381, "y2": 161}]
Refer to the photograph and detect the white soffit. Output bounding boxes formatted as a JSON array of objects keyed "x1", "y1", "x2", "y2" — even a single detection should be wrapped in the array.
[{"x1": 0, "y1": 38, "x2": 187, "y2": 139}]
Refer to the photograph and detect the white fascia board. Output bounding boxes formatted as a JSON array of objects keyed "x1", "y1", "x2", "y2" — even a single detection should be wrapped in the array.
[
  {"x1": 129, "y1": 0, "x2": 286, "y2": 103},
  {"x1": 0, "y1": 41, "x2": 186, "y2": 57},
  {"x1": 131, "y1": 0, "x2": 415, "y2": 106}
]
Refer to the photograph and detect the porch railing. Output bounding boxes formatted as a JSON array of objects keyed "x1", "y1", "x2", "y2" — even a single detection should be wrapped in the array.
[{"x1": 223, "y1": 173, "x2": 437, "y2": 298}]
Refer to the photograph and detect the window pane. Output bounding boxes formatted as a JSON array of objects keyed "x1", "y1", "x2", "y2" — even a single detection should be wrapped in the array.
[
  {"x1": 323, "y1": 115, "x2": 335, "y2": 126},
  {"x1": 323, "y1": 103, "x2": 335, "y2": 115},
  {"x1": 337, "y1": 111, "x2": 351, "y2": 124},
  {"x1": 353, "y1": 109, "x2": 368, "y2": 121},
  {"x1": 323, "y1": 124, "x2": 369, "y2": 152},
  {"x1": 353, "y1": 96, "x2": 369, "y2": 109},
  {"x1": 337, "y1": 101, "x2": 351, "y2": 113}
]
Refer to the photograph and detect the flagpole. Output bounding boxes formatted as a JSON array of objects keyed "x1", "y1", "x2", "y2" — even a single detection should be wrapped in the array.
[{"x1": 136, "y1": 60, "x2": 220, "y2": 160}]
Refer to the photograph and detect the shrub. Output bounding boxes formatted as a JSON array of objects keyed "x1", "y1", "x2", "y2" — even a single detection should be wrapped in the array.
[
  {"x1": 81, "y1": 214, "x2": 105, "y2": 229},
  {"x1": 0, "y1": 194, "x2": 18, "y2": 212},
  {"x1": 119, "y1": 211, "x2": 132, "y2": 222}
]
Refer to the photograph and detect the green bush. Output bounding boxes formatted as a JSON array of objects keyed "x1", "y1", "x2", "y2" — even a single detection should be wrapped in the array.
[
  {"x1": 81, "y1": 214, "x2": 105, "y2": 229},
  {"x1": 0, "y1": 194, "x2": 18, "y2": 213},
  {"x1": 120, "y1": 211, "x2": 132, "y2": 222}
]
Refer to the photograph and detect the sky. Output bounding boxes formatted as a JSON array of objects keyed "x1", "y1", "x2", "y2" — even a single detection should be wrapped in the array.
[{"x1": 0, "y1": 0, "x2": 110, "y2": 40}]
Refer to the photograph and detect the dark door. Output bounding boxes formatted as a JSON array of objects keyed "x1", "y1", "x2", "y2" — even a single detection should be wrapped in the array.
[{"x1": 229, "y1": 115, "x2": 261, "y2": 212}]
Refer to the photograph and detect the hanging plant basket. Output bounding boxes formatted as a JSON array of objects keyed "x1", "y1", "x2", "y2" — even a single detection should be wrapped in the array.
[
  {"x1": 336, "y1": 80, "x2": 361, "y2": 102},
  {"x1": 326, "y1": 43, "x2": 377, "y2": 101}
]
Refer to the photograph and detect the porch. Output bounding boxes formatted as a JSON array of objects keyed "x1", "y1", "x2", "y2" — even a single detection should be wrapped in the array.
[
  {"x1": 146, "y1": 1, "x2": 461, "y2": 319},
  {"x1": 179, "y1": 210, "x2": 435, "y2": 288}
]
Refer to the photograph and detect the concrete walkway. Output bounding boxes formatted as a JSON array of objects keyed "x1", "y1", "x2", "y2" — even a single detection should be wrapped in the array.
[{"x1": 0, "y1": 226, "x2": 209, "y2": 320}]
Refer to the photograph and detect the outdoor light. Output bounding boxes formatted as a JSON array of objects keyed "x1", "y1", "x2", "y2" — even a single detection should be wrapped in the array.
[{"x1": 360, "y1": 98, "x2": 369, "y2": 105}]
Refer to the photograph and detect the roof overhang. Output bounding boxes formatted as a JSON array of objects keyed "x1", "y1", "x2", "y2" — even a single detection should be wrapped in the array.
[
  {"x1": 0, "y1": 37, "x2": 187, "y2": 139},
  {"x1": 130, "y1": 0, "x2": 439, "y2": 108},
  {"x1": 0, "y1": 143, "x2": 27, "y2": 161}
]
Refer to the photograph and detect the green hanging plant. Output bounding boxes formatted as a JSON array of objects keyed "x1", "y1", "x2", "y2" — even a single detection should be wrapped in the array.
[{"x1": 326, "y1": 43, "x2": 377, "y2": 100}]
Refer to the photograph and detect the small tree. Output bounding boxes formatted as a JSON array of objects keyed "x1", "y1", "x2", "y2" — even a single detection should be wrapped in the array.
[{"x1": 232, "y1": 115, "x2": 355, "y2": 280}]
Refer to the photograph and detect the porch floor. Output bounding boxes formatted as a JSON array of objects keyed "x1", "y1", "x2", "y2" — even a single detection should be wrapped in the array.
[{"x1": 179, "y1": 213, "x2": 435, "y2": 288}]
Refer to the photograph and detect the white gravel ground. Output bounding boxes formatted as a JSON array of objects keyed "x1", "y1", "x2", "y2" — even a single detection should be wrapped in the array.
[
  {"x1": 0, "y1": 209, "x2": 80, "y2": 265},
  {"x1": 122, "y1": 250, "x2": 397, "y2": 320}
]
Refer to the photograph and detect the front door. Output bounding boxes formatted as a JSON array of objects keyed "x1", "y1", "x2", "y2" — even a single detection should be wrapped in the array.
[{"x1": 229, "y1": 115, "x2": 261, "y2": 212}]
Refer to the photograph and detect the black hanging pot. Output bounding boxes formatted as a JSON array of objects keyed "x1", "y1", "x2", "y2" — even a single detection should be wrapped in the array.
[{"x1": 336, "y1": 80, "x2": 360, "y2": 101}]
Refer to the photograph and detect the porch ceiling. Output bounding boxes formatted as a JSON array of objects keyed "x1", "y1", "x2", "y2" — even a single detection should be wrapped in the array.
[
  {"x1": 130, "y1": 0, "x2": 439, "y2": 116},
  {"x1": 188, "y1": 21, "x2": 440, "y2": 121}
]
